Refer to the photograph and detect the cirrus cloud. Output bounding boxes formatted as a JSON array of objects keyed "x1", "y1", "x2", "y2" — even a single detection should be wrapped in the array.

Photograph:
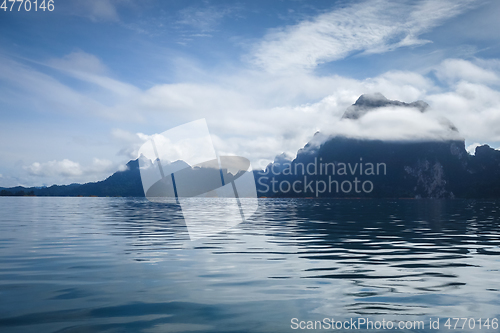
[{"x1": 250, "y1": 0, "x2": 476, "y2": 73}]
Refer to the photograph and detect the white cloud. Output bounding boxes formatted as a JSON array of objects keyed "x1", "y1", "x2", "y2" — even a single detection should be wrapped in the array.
[
  {"x1": 48, "y1": 51, "x2": 109, "y2": 75},
  {"x1": 202, "y1": 60, "x2": 500, "y2": 164},
  {"x1": 4, "y1": 50, "x2": 500, "y2": 183},
  {"x1": 4, "y1": 1, "x2": 500, "y2": 187},
  {"x1": 75, "y1": 0, "x2": 121, "y2": 22},
  {"x1": 177, "y1": 4, "x2": 236, "y2": 32},
  {"x1": 250, "y1": 0, "x2": 475, "y2": 73},
  {"x1": 467, "y1": 142, "x2": 482, "y2": 155},
  {"x1": 363, "y1": 71, "x2": 433, "y2": 101},
  {"x1": 0, "y1": 53, "x2": 143, "y2": 122},
  {"x1": 24, "y1": 158, "x2": 126, "y2": 184},
  {"x1": 436, "y1": 59, "x2": 499, "y2": 84},
  {"x1": 46, "y1": 51, "x2": 140, "y2": 98},
  {"x1": 111, "y1": 128, "x2": 149, "y2": 160},
  {"x1": 0, "y1": 56, "x2": 112, "y2": 118},
  {"x1": 111, "y1": 128, "x2": 144, "y2": 143},
  {"x1": 338, "y1": 107, "x2": 462, "y2": 141},
  {"x1": 89, "y1": 158, "x2": 127, "y2": 174},
  {"x1": 26, "y1": 159, "x2": 83, "y2": 178},
  {"x1": 427, "y1": 80, "x2": 500, "y2": 142}
]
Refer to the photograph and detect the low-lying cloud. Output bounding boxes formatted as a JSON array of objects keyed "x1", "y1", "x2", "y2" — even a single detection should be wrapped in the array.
[{"x1": 24, "y1": 158, "x2": 127, "y2": 184}]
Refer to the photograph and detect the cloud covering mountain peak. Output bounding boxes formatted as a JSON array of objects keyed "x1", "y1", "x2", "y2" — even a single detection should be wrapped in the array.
[{"x1": 327, "y1": 93, "x2": 461, "y2": 142}]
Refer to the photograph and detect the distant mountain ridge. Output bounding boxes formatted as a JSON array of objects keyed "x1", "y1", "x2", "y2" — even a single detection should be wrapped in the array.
[
  {"x1": 1, "y1": 159, "x2": 143, "y2": 197},
  {"x1": 2, "y1": 94, "x2": 500, "y2": 198}
]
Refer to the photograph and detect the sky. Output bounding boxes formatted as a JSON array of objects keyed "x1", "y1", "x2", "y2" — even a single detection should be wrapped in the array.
[{"x1": 1, "y1": 0, "x2": 500, "y2": 187}]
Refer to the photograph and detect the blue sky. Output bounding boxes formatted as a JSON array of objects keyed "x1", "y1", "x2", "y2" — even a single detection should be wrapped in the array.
[{"x1": 1, "y1": 0, "x2": 500, "y2": 187}]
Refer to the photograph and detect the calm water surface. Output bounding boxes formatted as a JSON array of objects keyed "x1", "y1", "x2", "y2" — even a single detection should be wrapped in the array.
[{"x1": 0, "y1": 197, "x2": 499, "y2": 332}]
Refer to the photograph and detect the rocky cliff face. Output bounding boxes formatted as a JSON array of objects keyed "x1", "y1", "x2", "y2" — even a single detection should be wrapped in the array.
[
  {"x1": 404, "y1": 160, "x2": 449, "y2": 198},
  {"x1": 255, "y1": 138, "x2": 477, "y2": 198}
]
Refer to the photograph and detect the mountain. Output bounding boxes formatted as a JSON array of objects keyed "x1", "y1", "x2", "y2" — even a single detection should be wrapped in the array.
[
  {"x1": 255, "y1": 94, "x2": 500, "y2": 199},
  {"x1": 255, "y1": 137, "x2": 500, "y2": 198},
  {"x1": 342, "y1": 92, "x2": 430, "y2": 120},
  {"x1": 2, "y1": 93, "x2": 500, "y2": 198},
  {"x1": 1, "y1": 159, "x2": 144, "y2": 197}
]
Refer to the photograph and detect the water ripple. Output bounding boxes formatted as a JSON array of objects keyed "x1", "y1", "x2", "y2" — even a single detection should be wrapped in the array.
[{"x1": 0, "y1": 197, "x2": 499, "y2": 332}]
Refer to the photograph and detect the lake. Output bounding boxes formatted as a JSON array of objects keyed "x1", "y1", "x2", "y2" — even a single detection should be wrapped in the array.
[{"x1": 0, "y1": 197, "x2": 499, "y2": 332}]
